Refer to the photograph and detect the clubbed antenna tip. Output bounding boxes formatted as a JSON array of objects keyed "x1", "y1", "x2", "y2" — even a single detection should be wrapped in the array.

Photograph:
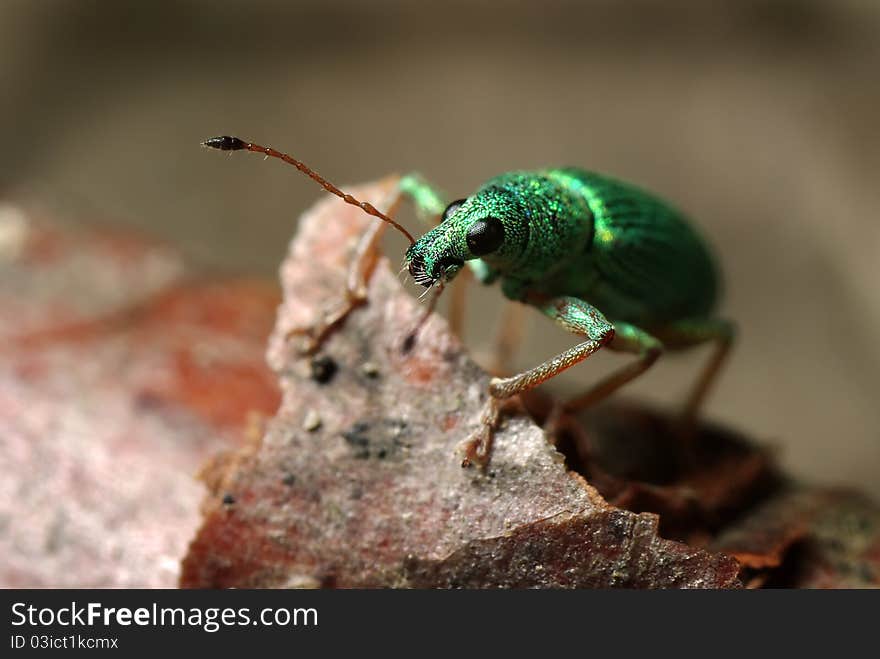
[
  {"x1": 202, "y1": 135, "x2": 246, "y2": 151},
  {"x1": 201, "y1": 135, "x2": 416, "y2": 244}
]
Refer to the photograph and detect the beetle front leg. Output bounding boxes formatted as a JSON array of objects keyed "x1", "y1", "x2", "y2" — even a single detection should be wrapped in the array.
[
  {"x1": 461, "y1": 296, "x2": 615, "y2": 468},
  {"x1": 285, "y1": 185, "x2": 405, "y2": 355},
  {"x1": 489, "y1": 301, "x2": 527, "y2": 375},
  {"x1": 398, "y1": 172, "x2": 447, "y2": 225}
]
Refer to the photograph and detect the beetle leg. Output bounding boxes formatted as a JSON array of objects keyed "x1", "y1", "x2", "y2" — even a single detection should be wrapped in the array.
[
  {"x1": 285, "y1": 186, "x2": 404, "y2": 355},
  {"x1": 655, "y1": 318, "x2": 736, "y2": 425},
  {"x1": 557, "y1": 318, "x2": 732, "y2": 470},
  {"x1": 561, "y1": 322, "x2": 663, "y2": 414},
  {"x1": 489, "y1": 301, "x2": 527, "y2": 375},
  {"x1": 446, "y1": 267, "x2": 470, "y2": 338},
  {"x1": 461, "y1": 296, "x2": 615, "y2": 467},
  {"x1": 398, "y1": 172, "x2": 447, "y2": 226},
  {"x1": 447, "y1": 258, "x2": 502, "y2": 340}
]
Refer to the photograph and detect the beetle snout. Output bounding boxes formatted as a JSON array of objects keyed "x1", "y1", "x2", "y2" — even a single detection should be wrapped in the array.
[{"x1": 407, "y1": 254, "x2": 433, "y2": 287}]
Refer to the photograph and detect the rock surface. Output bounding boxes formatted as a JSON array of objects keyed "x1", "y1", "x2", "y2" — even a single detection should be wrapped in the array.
[
  {"x1": 0, "y1": 210, "x2": 280, "y2": 587},
  {"x1": 179, "y1": 179, "x2": 744, "y2": 588},
  {"x1": 2, "y1": 191, "x2": 876, "y2": 589}
]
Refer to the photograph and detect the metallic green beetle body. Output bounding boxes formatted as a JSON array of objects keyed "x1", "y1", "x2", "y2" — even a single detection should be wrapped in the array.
[
  {"x1": 201, "y1": 135, "x2": 733, "y2": 468},
  {"x1": 403, "y1": 167, "x2": 732, "y2": 466},
  {"x1": 406, "y1": 168, "x2": 719, "y2": 330}
]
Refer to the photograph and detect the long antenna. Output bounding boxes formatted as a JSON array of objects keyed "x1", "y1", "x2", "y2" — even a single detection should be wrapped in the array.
[{"x1": 202, "y1": 136, "x2": 415, "y2": 245}]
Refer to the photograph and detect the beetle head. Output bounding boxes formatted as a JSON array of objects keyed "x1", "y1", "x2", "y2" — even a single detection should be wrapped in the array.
[{"x1": 405, "y1": 189, "x2": 523, "y2": 288}]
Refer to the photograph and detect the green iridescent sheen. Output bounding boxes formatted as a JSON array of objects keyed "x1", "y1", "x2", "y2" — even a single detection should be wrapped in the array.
[
  {"x1": 400, "y1": 166, "x2": 733, "y2": 466},
  {"x1": 405, "y1": 168, "x2": 719, "y2": 330},
  {"x1": 202, "y1": 134, "x2": 733, "y2": 467}
]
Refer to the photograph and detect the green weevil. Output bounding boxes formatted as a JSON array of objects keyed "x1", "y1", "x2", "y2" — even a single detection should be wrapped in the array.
[{"x1": 203, "y1": 136, "x2": 734, "y2": 468}]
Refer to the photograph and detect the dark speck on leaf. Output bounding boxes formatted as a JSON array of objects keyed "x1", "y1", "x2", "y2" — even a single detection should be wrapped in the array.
[
  {"x1": 222, "y1": 493, "x2": 236, "y2": 505},
  {"x1": 310, "y1": 355, "x2": 338, "y2": 384}
]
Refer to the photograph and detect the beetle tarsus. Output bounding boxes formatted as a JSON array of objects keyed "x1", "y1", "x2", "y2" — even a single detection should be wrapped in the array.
[{"x1": 461, "y1": 398, "x2": 502, "y2": 469}]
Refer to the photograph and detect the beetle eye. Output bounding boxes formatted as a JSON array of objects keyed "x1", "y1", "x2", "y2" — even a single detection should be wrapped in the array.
[
  {"x1": 442, "y1": 198, "x2": 467, "y2": 222},
  {"x1": 466, "y1": 217, "x2": 504, "y2": 256}
]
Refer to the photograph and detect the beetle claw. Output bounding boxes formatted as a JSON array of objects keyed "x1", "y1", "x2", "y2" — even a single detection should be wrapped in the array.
[{"x1": 460, "y1": 398, "x2": 502, "y2": 469}]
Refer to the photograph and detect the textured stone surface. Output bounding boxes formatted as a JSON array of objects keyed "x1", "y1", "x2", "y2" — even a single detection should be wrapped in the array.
[
  {"x1": 712, "y1": 488, "x2": 880, "y2": 588},
  {"x1": 3, "y1": 190, "x2": 875, "y2": 589},
  {"x1": 180, "y1": 180, "x2": 742, "y2": 588},
  {"x1": 0, "y1": 208, "x2": 280, "y2": 587}
]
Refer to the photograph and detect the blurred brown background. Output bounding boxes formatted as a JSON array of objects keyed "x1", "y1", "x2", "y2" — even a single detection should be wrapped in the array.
[{"x1": 1, "y1": 0, "x2": 878, "y2": 497}]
